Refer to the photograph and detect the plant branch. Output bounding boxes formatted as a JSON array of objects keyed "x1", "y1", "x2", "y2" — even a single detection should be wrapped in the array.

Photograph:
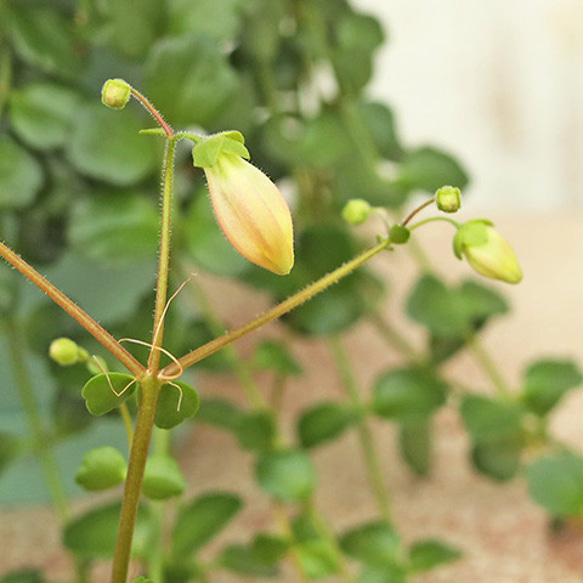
[
  {"x1": 163, "y1": 237, "x2": 392, "y2": 378},
  {"x1": 0, "y1": 241, "x2": 145, "y2": 377}
]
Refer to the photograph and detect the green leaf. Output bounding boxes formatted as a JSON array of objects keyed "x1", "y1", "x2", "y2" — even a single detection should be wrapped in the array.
[
  {"x1": 69, "y1": 190, "x2": 160, "y2": 264},
  {"x1": 527, "y1": 452, "x2": 583, "y2": 517},
  {"x1": 408, "y1": 539, "x2": 462, "y2": 573},
  {"x1": 251, "y1": 340, "x2": 303, "y2": 376},
  {"x1": 521, "y1": 359, "x2": 583, "y2": 416},
  {"x1": 399, "y1": 417, "x2": 431, "y2": 476},
  {"x1": 145, "y1": 34, "x2": 237, "y2": 126},
  {"x1": 0, "y1": 571, "x2": 46, "y2": 583},
  {"x1": 218, "y1": 544, "x2": 279, "y2": 577},
  {"x1": 460, "y1": 394, "x2": 523, "y2": 443},
  {"x1": 81, "y1": 373, "x2": 137, "y2": 416},
  {"x1": 256, "y1": 449, "x2": 316, "y2": 502},
  {"x1": 171, "y1": 492, "x2": 242, "y2": 557},
  {"x1": 0, "y1": 136, "x2": 43, "y2": 209},
  {"x1": 372, "y1": 368, "x2": 447, "y2": 421},
  {"x1": 398, "y1": 146, "x2": 469, "y2": 193},
  {"x1": 236, "y1": 410, "x2": 277, "y2": 452},
  {"x1": 75, "y1": 446, "x2": 127, "y2": 491},
  {"x1": 357, "y1": 564, "x2": 407, "y2": 583},
  {"x1": 252, "y1": 533, "x2": 289, "y2": 565},
  {"x1": 296, "y1": 539, "x2": 340, "y2": 578},
  {"x1": 196, "y1": 398, "x2": 242, "y2": 431},
  {"x1": 7, "y1": 5, "x2": 82, "y2": 79},
  {"x1": 142, "y1": 455, "x2": 186, "y2": 500},
  {"x1": 154, "y1": 381, "x2": 200, "y2": 429},
  {"x1": 339, "y1": 521, "x2": 401, "y2": 567},
  {"x1": 63, "y1": 501, "x2": 154, "y2": 560},
  {"x1": 0, "y1": 432, "x2": 21, "y2": 476},
  {"x1": 67, "y1": 103, "x2": 157, "y2": 185},
  {"x1": 358, "y1": 101, "x2": 403, "y2": 161},
  {"x1": 131, "y1": 578, "x2": 154, "y2": 583},
  {"x1": 9, "y1": 83, "x2": 80, "y2": 150},
  {"x1": 471, "y1": 439, "x2": 522, "y2": 482},
  {"x1": 297, "y1": 402, "x2": 355, "y2": 448}
]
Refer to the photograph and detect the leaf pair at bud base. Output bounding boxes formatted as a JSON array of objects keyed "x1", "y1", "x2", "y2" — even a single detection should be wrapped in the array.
[
  {"x1": 454, "y1": 220, "x2": 523, "y2": 284},
  {"x1": 193, "y1": 132, "x2": 294, "y2": 276}
]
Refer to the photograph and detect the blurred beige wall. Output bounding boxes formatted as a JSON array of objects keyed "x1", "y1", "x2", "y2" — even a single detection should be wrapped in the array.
[{"x1": 354, "y1": 0, "x2": 583, "y2": 210}]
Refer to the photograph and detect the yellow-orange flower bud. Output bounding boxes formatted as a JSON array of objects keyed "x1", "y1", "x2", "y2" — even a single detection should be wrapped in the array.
[{"x1": 203, "y1": 152, "x2": 294, "y2": 275}]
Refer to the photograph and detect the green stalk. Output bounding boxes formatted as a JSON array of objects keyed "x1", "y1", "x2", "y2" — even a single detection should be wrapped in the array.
[
  {"x1": 111, "y1": 374, "x2": 162, "y2": 583},
  {"x1": 164, "y1": 237, "x2": 392, "y2": 377},
  {"x1": 328, "y1": 336, "x2": 392, "y2": 523},
  {"x1": 4, "y1": 319, "x2": 70, "y2": 521}
]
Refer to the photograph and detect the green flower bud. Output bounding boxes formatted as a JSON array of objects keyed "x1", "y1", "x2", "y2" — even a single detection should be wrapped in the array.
[
  {"x1": 142, "y1": 456, "x2": 186, "y2": 500},
  {"x1": 435, "y1": 186, "x2": 462, "y2": 213},
  {"x1": 454, "y1": 220, "x2": 523, "y2": 284},
  {"x1": 75, "y1": 446, "x2": 127, "y2": 491},
  {"x1": 49, "y1": 337, "x2": 86, "y2": 366},
  {"x1": 101, "y1": 78, "x2": 131, "y2": 109},
  {"x1": 389, "y1": 224, "x2": 410, "y2": 244},
  {"x1": 342, "y1": 199, "x2": 372, "y2": 225}
]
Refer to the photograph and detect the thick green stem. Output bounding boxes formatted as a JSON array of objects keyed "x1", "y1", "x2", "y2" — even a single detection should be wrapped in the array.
[
  {"x1": 111, "y1": 375, "x2": 162, "y2": 583},
  {"x1": 164, "y1": 237, "x2": 392, "y2": 377},
  {"x1": 4, "y1": 319, "x2": 70, "y2": 522},
  {"x1": 148, "y1": 138, "x2": 177, "y2": 374},
  {"x1": 328, "y1": 336, "x2": 392, "y2": 523},
  {"x1": 0, "y1": 241, "x2": 144, "y2": 377}
]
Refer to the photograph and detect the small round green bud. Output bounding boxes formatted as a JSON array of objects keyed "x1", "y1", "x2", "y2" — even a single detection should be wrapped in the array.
[
  {"x1": 389, "y1": 224, "x2": 411, "y2": 244},
  {"x1": 49, "y1": 337, "x2": 82, "y2": 366},
  {"x1": 142, "y1": 456, "x2": 186, "y2": 500},
  {"x1": 435, "y1": 186, "x2": 462, "y2": 213},
  {"x1": 75, "y1": 446, "x2": 127, "y2": 491},
  {"x1": 101, "y1": 78, "x2": 131, "y2": 109},
  {"x1": 342, "y1": 199, "x2": 372, "y2": 225}
]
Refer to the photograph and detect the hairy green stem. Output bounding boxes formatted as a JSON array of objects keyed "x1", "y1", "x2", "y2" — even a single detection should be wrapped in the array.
[
  {"x1": 4, "y1": 319, "x2": 70, "y2": 521},
  {"x1": 148, "y1": 138, "x2": 177, "y2": 374},
  {"x1": 0, "y1": 241, "x2": 145, "y2": 377},
  {"x1": 164, "y1": 237, "x2": 392, "y2": 377},
  {"x1": 328, "y1": 336, "x2": 392, "y2": 523},
  {"x1": 111, "y1": 375, "x2": 162, "y2": 583}
]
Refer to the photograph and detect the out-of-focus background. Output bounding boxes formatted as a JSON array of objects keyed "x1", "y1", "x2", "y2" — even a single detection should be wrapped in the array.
[{"x1": 355, "y1": 0, "x2": 583, "y2": 210}]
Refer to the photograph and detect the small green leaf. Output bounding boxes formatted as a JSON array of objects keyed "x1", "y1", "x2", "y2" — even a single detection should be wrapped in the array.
[
  {"x1": 131, "y1": 578, "x2": 154, "y2": 583},
  {"x1": 9, "y1": 83, "x2": 80, "y2": 150},
  {"x1": 256, "y1": 449, "x2": 316, "y2": 502},
  {"x1": 408, "y1": 539, "x2": 462, "y2": 573},
  {"x1": 522, "y1": 359, "x2": 583, "y2": 416},
  {"x1": 252, "y1": 340, "x2": 303, "y2": 376},
  {"x1": 399, "y1": 417, "x2": 431, "y2": 476},
  {"x1": 298, "y1": 403, "x2": 355, "y2": 448},
  {"x1": 196, "y1": 398, "x2": 242, "y2": 430},
  {"x1": 372, "y1": 368, "x2": 447, "y2": 421},
  {"x1": 358, "y1": 101, "x2": 403, "y2": 161},
  {"x1": 0, "y1": 571, "x2": 46, "y2": 583},
  {"x1": 67, "y1": 103, "x2": 157, "y2": 185},
  {"x1": 527, "y1": 452, "x2": 583, "y2": 517},
  {"x1": 219, "y1": 544, "x2": 279, "y2": 577},
  {"x1": 236, "y1": 410, "x2": 276, "y2": 452},
  {"x1": 296, "y1": 539, "x2": 340, "y2": 578},
  {"x1": 172, "y1": 492, "x2": 242, "y2": 557},
  {"x1": 63, "y1": 501, "x2": 154, "y2": 560},
  {"x1": 81, "y1": 373, "x2": 137, "y2": 416},
  {"x1": 69, "y1": 190, "x2": 160, "y2": 265},
  {"x1": 252, "y1": 533, "x2": 289, "y2": 564},
  {"x1": 471, "y1": 439, "x2": 522, "y2": 482},
  {"x1": 460, "y1": 394, "x2": 523, "y2": 443},
  {"x1": 75, "y1": 446, "x2": 127, "y2": 491},
  {"x1": 0, "y1": 433, "x2": 21, "y2": 476},
  {"x1": 339, "y1": 521, "x2": 401, "y2": 567},
  {"x1": 357, "y1": 564, "x2": 407, "y2": 583},
  {"x1": 398, "y1": 146, "x2": 469, "y2": 193},
  {"x1": 142, "y1": 456, "x2": 186, "y2": 500},
  {"x1": 0, "y1": 136, "x2": 43, "y2": 209},
  {"x1": 154, "y1": 381, "x2": 199, "y2": 429}
]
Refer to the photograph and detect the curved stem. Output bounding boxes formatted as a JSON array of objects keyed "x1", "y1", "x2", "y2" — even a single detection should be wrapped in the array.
[
  {"x1": 164, "y1": 237, "x2": 392, "y2": 377},
  {"x1": 328, "y1": 336, "x2": 392, "y2": 523},
  {"x1": 148, "y1": 138, "x2": 177, "y2": 375},
  {"x1": 401, "y1": 197, "x2": 436, "y2": 227},
  {"x1": 111, "y1": 374, "x2": 162, "y2": 583},
  {"x1": 408, "y1": 215, "x2": 459, "y2": 231},
  {"x1": 129, "y1": 87, "x2": 174, "y2": 139},
  {"x1": 0, "y1": 242, "x2": 145, "y2": 377}
]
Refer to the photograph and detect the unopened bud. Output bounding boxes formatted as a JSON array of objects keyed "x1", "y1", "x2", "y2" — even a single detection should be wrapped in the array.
[
  {"x1": 49, "y1": 337, "x2": 85, "y2": 366},
  {"x1": 436, "y1": 186, "x2": 462, "y2": 213},
  {"x1": 342, "y1": 199, "x2": 372, "y2": 225},
  {"x1": 101, "y1": 79, "x2": 131, "y2": 109},
  {"x1": 454, "y1": 220, "x2": 522, "y2": 284}
]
